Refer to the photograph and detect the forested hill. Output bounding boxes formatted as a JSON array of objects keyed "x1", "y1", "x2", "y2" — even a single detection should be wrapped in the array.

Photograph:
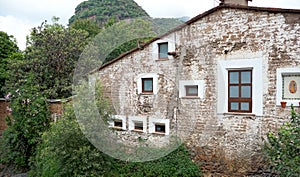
[
  {"x1": 69, "y1": 0, "x2": 150, "y2": 26},
  {"x1": 69, "y1": 0, "x2": 189, "y2": 32}
]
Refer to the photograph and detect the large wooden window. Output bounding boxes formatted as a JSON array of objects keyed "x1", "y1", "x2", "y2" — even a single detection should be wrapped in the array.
[
  {"x1": 158, "y1": 42, "x2": 168, "y2": 59},
  {"x1": 228, "y1": 70, "x2": 252, "y2": 113},
  {"x1": 142, "y1": 78, "x2": 153, "y2": 93}
]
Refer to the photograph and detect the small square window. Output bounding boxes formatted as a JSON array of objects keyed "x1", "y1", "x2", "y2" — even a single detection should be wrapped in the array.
[
  {"x1": 158, "y1": 42, "x2": 168, "y2": 59},
  {"x1": 134, "y1": 122, "x2": 143, "y2": 131},
  {"x1": 113, "y1": 120, "x2": 123, "y2": 128},
  {"x1": 185, "y1": 85, "x2": 198, "y2": 96},
  {"x1": 142, "y1": 78, "x2": 153, "y2": 93},
  {"x1": 155, "y1": 124, "x2": 166, "y2": 134}
]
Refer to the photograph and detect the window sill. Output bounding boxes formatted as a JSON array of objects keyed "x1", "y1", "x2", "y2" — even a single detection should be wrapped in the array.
[
  {"x1": 132, "y1": 129, "x2": 144, "y2": 133},
  {"x1": 180, "y1": 96, "x2": 200, "y2": 99},
  {"x1": 112, "y1": 126, "x2": 124, "y2": 130},
  {"x1": 140, "y1": 93, "x2": 154, "y2": 95},
  {"x1": 222, "y1": 112, "x2": 256, "y2": 116},
  {"x1": 156, "y1": 58, "x2": 169, "y2": 61},
  {"x1": 152, "y1": 132, "x2": 165, "y2": 136}
]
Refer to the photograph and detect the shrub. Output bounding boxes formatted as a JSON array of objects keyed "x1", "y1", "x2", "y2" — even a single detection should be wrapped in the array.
[
  {"x1": 31, "y1": 103, "x2": 201, "y2": 177},
  {"x1": 0, "y1": 75, "x2": 51, "y2": 169},
  {"x1": 265, "y1": 106, "x2": 300, "y2": 176}
]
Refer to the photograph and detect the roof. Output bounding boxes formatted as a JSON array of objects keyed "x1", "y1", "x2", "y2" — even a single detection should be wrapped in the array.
[{"x1": 97, "y1": 4, "x2": 300, "y2": 71}]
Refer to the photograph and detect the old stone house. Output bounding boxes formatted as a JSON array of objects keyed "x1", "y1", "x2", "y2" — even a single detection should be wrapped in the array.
[{"x1": 95, "y1": 0, "x2": 300, "y2": 175}]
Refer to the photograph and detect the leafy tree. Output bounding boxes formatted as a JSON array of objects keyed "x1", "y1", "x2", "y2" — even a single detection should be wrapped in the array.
[
  {"x1": 5, "y1": 20, "x2": 89, "y2": 99},
  {"x1": 70, "y1": 19, "x2": 101, "y2": 38},
  {"x1": 0, "y1": 31, "x2": 21, "y2": 97},
  {"x1": 0, "y1": 74, "x2": 51, "y2": 169},
  {"x1": 265, "y1": 106, "x2": 300, "y2": 176}
]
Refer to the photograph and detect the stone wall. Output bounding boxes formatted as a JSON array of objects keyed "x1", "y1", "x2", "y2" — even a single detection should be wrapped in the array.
[{"x1": 97, "y1": 6, "x2": 300, "y2": 175}]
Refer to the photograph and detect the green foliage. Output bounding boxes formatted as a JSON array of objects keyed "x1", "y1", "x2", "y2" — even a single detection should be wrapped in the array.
[
  {"x1": 0, "y1": 74, "x2": 51, "y2": 169},
  {"x1": 112, "y1": 145, "x2": 201, "y2": 177},
  {"x1": 5, "y1": 21, "x2": 89, "y2": 99},
  {"x1": 152, "y1": 18, "x2": 185, "y2": 34},
  {"x1": 31, "y1": 106, "x2": 201, "y2": 177},
  {"x1": 70, "y1": 19, "x2": 101, "y2": 38},
  {"x1": 69, "y1": 0, "x2": 150, "y2": 26},
  {"x1": 30, "y1": 104, "x2": 116, "y2": 177},
  {"x1": 31, "y1": 81, "x2": 200, "y2": 176},
  {"x1": 265, "y1": 106, "x2": 300, "y2": 176},
  {"x1": 0, "y1": 31, "x2": 21, "y2": 97}
]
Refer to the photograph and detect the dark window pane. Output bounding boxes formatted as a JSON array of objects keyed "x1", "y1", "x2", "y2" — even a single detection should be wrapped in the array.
[
  {"x1": 134, "y1": 122, "x2": 143, "y2": 130},
  {"x1": 114, "y1": 120, "x2": 122, "y2": 128},
  {"x1": 241, "y1": 102, "x2": 250, "y2": 111},
  {"x1": 230, "y1": 102, "x2": 239, "y2": 110},
  {"x1": 241, "y1": 86, "x2": 251, "y2": 98},
  {"x1": 159, "y1": 43, "x2": 168, "y2": 58},
  {"x1": 229, "y1": 86, "x2": 239, "y2": 98},
  {"x1": 229, "y1": 72, "x2": 239, "y2": 84},
  {"x1": 241, "y1": 71, "x2": 251, "y2": 83},
  {"x1": 155, "y1": 124, "x2": 166, "y2": 133}
]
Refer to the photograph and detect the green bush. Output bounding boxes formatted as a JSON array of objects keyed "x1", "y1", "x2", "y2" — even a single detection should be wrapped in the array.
[
  {"x1": 31, "y1": 104, "x2": 201, "y2": 177},
  {"x1": 0, "y1": 74, "x2": 51, "y2": 169},
  {"x1": 265, "y1": 106, "x2": 300, "y2": 176}
]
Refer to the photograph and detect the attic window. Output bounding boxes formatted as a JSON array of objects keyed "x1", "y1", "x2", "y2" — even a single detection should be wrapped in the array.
[{"x1": 158, "y1": 42, "x2": 168, "y2": 59}]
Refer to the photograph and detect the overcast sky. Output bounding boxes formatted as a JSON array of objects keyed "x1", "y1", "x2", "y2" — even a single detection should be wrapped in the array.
[{"x1": 1, "y1": 0, "x2": 300, "y2": 50}]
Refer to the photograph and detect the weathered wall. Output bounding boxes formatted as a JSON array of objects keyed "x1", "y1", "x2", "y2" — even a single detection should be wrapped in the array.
[{"x1": 97, "y1": 6, "x2": 300, "y2": 175}]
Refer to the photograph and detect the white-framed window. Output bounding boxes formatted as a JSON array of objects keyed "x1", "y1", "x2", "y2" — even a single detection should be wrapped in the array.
[
  {"x1": 179, "y1": 80, "x2": 205, "y2": 98},
  {"x1": 158, "y1": 42, "x2": 168, "y2": 59},
  {"x1": 151, "y1": 36, "x2": 176, "y2": 60},
  {"x1": 128, "y1": 116, "x2": 147, "y2": 133},
  {"x1": 217, "y1": 58, "x2": 263, "y2": 115},
  {"x1": 136, "y1": 73, "x2": 158, "y2": 95},
  {"x1": 108, "y1": 115, "x2": 126, "y2": 130},
  {"x1": 276, "y1": 68, "x2": 300, "y2": 106},
  {"x1": 149, "y1": 118, "x2": 170, "y2": 135}
]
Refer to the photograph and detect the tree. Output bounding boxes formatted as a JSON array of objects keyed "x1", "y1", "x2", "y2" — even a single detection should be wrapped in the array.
[
  {"x1": 5, "y1": 20, "x2": 89, "y2": 99},
  {"x1": 0, "y1": 31, "x2": 21, "y2": 97},
  {"x1": 70, "y1": 19, "x2": 101, "y2": 38}
]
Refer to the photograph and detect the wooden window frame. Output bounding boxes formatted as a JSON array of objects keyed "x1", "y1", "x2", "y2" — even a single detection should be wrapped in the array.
[
  {"x1": 142, "y1": 78, "x2": 153, "y2": 94},
  {"x1": 158, "y1": 42, "x2": 168, "y2": 59},
  {"x1": 228, "y1": 70, "x2": 252, "y2": 113},
  {"x1": 185, "y1": 85, "x2": 198, "y2": 97}
]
